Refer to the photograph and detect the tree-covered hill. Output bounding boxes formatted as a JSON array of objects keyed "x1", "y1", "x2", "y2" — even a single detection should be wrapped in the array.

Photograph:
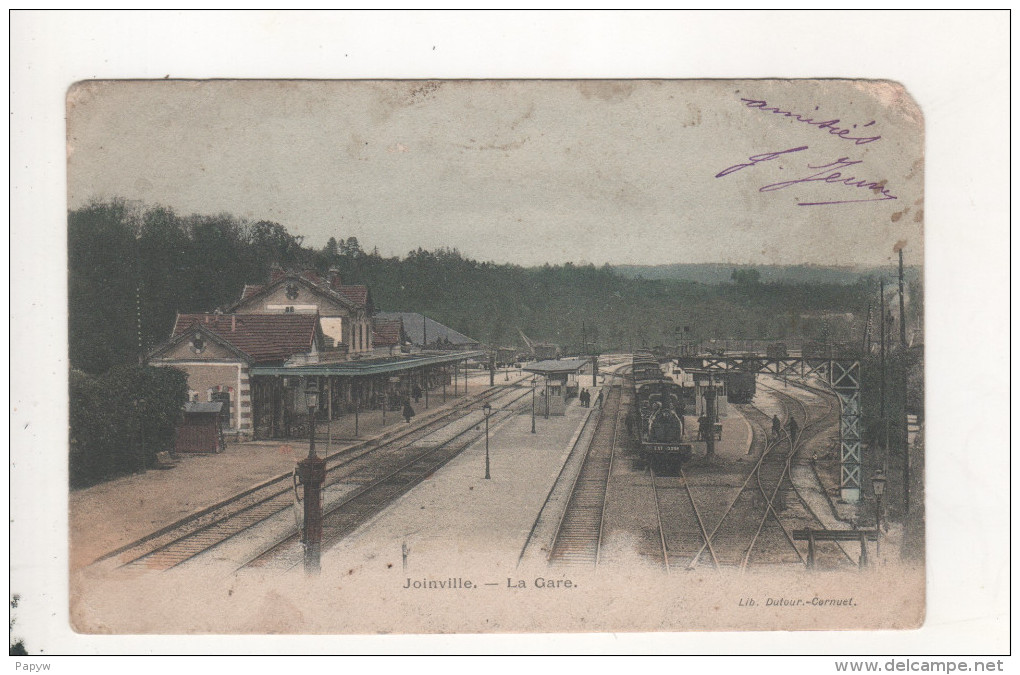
[{"x1": 69, "y1": 200, "x2": 883, "y2": 374}]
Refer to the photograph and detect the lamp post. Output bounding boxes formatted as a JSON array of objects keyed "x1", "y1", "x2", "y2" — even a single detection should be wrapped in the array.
[
  {"x1": 297, "y1": 378, "x2": 325, "y2": 575},
  {"x1": 483, "y1": 402, "x2": 492, "y2": 480},
  {"x1": 872, "y1": 470, "x2": 887, "y2": 559},
  {"x1": 544, "y1": 376, "x2": 549, "y2": 419},
  {"x1": 531, "y1": 377, "x2": 537, "y2": 434}
]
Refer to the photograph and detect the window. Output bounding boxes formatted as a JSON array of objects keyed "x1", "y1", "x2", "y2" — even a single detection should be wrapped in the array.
[{"x1": 285, "y1": 306, "x2": 295, "y2": 313}]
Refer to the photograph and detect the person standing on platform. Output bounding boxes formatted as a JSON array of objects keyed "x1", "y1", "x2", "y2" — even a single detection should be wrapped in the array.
[
  {"x1": 698, "y1": 414, "x2": 711, "y2": 441},
  {"x1": 403, "y1": 399, "x2": 416, "y2": 424},
  {"x1": 772, "y1": 415, "x2": 782, "y2": 440}
]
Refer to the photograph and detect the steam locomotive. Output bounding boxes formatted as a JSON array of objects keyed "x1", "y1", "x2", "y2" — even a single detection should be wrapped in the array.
[{"x1": 629, "y1": 354, "x2": 693, "y2": 473}]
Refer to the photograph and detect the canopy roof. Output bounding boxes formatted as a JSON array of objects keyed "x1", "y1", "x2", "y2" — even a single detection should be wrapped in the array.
[
  {"x1": 522, "y1": 358, "x2": 589, "y2": 375},
  {"x1": 250, "y1": 350, "x2": 485, "y2": 377}
]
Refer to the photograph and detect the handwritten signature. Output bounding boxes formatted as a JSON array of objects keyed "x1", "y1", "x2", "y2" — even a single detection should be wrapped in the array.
[
  {"x1": 715, "y1": 146, "x2": 897, "y2": 205},
  {"x1": 739, "y1": 97, "x2": 882, "y2": 145}
]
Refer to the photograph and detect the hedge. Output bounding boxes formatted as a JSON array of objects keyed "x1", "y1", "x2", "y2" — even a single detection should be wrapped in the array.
[{"x1": 69, "y1": 365, "x2": 188, "y2": 488}]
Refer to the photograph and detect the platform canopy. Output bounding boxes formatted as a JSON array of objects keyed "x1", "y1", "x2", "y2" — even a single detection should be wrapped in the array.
[
  {"x1": 249, "y1": 350, "x2": 485, "y2": 377},
  {"x1": 182, "y1": 402, "x2": 223, "y2": 414},
  {"x1": 522, "y1": 358, "x2": 588, "y2": 375}
]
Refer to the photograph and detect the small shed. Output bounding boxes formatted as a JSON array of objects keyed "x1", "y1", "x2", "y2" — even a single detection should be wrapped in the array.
[
  {"x1": 522, "y1": 358, "x2": 588, "y2": 416},
  {"x1": 175, "y1": 401, "x2": 224, "y2": 454}
]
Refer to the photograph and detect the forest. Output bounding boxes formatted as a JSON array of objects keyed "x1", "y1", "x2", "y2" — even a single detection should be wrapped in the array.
[
  {"x1": 69, "y1": 199, "x2": 882, "y2": 375},
  {"x1": 68, "y1": 199, "x2": 920, "y2": 486}
]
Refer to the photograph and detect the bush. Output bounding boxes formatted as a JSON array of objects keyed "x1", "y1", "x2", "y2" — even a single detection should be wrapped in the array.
[{"x1": 69, "y1": 365, "x2": 188, "y2": 488}]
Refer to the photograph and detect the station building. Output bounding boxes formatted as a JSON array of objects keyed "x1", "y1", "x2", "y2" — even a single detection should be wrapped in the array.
[
  {"x1": 231, "y1": 264, "x2": 374, "y2": 356},
  {"x1": 148, "y1": 267, "x2": 483, "y2": 440}
]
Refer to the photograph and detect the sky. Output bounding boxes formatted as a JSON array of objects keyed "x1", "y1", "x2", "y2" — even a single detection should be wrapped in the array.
[{"x1": 67, "y1": 79, "x2": 924, "y2": 267}]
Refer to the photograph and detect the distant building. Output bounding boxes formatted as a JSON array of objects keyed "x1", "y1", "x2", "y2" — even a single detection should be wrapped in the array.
[
  {"x1": 374, "y1": 312, "x2": 480, "y2": 351},
  {"x1": 230, "y1": 265, "x2": 373, "y2": 355}
]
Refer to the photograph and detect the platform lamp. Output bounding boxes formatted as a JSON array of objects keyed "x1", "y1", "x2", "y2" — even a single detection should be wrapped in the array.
[
  {"x1": 531, "y1": 376, "x2": 537, "y2": 434},
  {"x1": 871, "y1": 469, "x2": 887, "y2": 562},
  {"x1": 871, "y1": 469, "x2": 887, "y2": 537},
  {"x1": 483, "y1": 402, "x2": 492, "y2": 480},
  {"x1": 297, "y1": 377, "x2": 326, "y2": 575}
]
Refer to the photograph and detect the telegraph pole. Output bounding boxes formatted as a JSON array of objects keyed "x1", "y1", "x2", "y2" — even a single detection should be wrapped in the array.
[
  {"x1": 864, "y1": 303, "x2": 873, "y2": 354},
  {"x1": 898, "y1": 247, "x2": 910, "y2": 513},
  {"x1": 879, "y1": 278, "x2": 888, "y2": 467},
  {"x1": 898, "y1": 248, "x2": 907, "y2": 348}
]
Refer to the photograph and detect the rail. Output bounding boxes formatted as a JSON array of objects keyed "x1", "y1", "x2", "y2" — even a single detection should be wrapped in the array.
[
  {"x1": 516, "y1": 380, "x2": 601, "y2": 566},
  {"x1": 242, "y1": 386, "x2": 535, "y2": 570},
  {"x1": 594, "y1": 373, "x2": 623, "y2": 569},
  {"x1": 102, "y1": 383, "x2": 524, "y2": 572}
]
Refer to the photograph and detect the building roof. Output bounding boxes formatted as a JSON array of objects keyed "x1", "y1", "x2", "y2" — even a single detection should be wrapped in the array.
[
  {"x1": 171, "y1": 313, "x2": 320, "y2": 364},
  {"x1": 230, "y1": 268, "x2": 369, "y2": 312},
  {"x1": 336, "y1": 285, "x2": 369, "y2": 307},
  {"x1": 522, "y1": 358, "x2": 589, "y2": 374},
  {"x1": 372, "y1": 318, "x2": 403, "y2": 347},
  {"x1": 374, "y1": 312, "x2": 478, "y2": 347},
  {"x1": 240, "y1": 284, "x2": 263, "y2": 301}
]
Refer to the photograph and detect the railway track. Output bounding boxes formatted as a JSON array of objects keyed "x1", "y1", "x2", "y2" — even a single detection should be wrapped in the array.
[
  {"x1": 99, "y1": 383, "x2": 531, "y2": 573},
  {"x1": 546, "y1": 362, "x2": 852, "y2": 573},
  {"x1": 241, "y1": 391, "x2": 532, "y2": 571},
  {"x1": 755, "y1": 378, "x2": 856, "y2": 568},
  {"x1": 649, "y1": 467, "x2": 715, "y2": 572},
  {"x1": 688, "y1": 405, "x2": 800, "y2": 570},
  {"x1": 684, "y1": 378, "x2": 839, "y2": 572},
  {"x1": 547, "y1": 374, "x2": 623, "y2": 568}
]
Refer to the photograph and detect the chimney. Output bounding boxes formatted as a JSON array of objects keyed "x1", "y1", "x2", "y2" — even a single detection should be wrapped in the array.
[
  {"x1": 328, "y1": 266, "x2": 342, "y2": 289},
  {"x1": 204, "y1": 315, "x2": 210, "y2": 323},
  {"x1": 231, "y1": 315, "x2": 236, "y2": 332}
]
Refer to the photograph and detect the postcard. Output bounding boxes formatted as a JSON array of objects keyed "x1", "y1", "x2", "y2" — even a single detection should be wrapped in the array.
[{"x1": 56, "y1": 78, "x2": 932, "y2": 635}]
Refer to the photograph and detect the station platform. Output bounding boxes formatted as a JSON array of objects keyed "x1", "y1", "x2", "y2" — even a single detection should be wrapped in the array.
[
  {"x1": 683, "y1": 409, "x2": 753, "y2": 465},
  {"x1": 69, "y1": 367, "x2": 532, "y2": 571},
  {"x1": 313, "y1": 387, "x2": 603, "y2": 578}
]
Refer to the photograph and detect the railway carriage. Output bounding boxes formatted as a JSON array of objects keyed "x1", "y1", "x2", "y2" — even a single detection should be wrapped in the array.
[
  {"x1": 725, "y1": 371, "x2": 757, "y2": 404},
  {"x1": 631, "y1": 352, "x2": 664, "y2": 383}
]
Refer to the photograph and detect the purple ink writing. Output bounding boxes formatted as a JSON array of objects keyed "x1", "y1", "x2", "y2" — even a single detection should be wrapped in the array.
[
  {"x1": 715, "y1": 149, "x2": 898, "y2": 206},
  {"x1": 761, "y1": 157, "x2": 897, "y2": 205},
  {"x1": 714, "y1": 146, "x2": 808, "y2": 178},
  {"x1": 739, "y1": 98, "x2": 882, "y2": 145}
]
